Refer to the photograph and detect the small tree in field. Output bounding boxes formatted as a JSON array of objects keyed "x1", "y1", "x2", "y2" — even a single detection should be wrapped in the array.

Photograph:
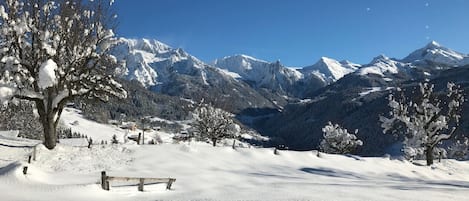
[
  {"x1": 0, "y1": 0, "x2": 126, "y2": 149},
  {"x1": 319, "y1": 122, "x2": 363, "y2": 154},
  {"x1": 111, "y1": 134, "x2": 118, "y2": 144},
  {"x1": 380, "y1": 82, "x2": 464, "y2": 165},
  {"x1": 192, "y1": 104, "x2": 237, "y2": 147}
]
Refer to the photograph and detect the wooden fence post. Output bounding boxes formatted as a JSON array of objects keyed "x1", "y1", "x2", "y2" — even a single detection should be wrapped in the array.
[
  {"x1": 32, "y1": 145, "x2": 37, "y2": 161},
  {"x1": 167, "y1": 178, "x2": 175, "y2": 190},
  {"x1": 138, "y1": 178, "x2": 144, "y2": 191},
  {"x1": 101, "y1": 171, "x2": 109, "y2": 190}
]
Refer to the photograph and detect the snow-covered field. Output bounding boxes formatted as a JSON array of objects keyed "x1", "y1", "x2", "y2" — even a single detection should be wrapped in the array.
[{"x1": 1, "y1": 108, "x2": 469, "y2": 201}]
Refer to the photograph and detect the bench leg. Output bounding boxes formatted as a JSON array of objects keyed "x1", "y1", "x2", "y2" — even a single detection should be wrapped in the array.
[
  {"x1": 167, "y1": 179, "x2": 175, "y2": 190},
  {"x1": 101, "y1": 171, "x2": 110, "y2": 190}
]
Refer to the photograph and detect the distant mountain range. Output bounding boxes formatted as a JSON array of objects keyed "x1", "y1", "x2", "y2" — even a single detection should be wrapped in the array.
[{"x1": 109, "y1": 38, "x2": 469, "y2": 155}]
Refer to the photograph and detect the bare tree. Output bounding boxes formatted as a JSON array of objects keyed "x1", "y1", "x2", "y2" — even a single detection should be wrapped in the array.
[
  {"x1": 319, "y1": 122, "x2": 363, "y2": 154},
  {"x1": 380, "y1": 82, "x2": 464, "y2": 165},
  {"x1": 192, "y1": 104, "x2": 238, "y2": 146},
  {"x1": 0, "y1": 0, "x2": 126, "y2": 149}
]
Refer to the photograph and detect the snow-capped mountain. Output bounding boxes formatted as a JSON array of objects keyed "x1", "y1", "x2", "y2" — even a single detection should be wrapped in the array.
[
  {"x1": 258, "y1": 41, "x2": 469, "y2": 153},
  {"x1": 109, "y1": 38, "x2": 469, "y2": 116},
  {"x1": 112, "y1": 38, "x2": 208, "y2": 87},
  {"x1": 402, "y1": 41, "x2": 469, "y2": 67},
  {"x1": 110, "y1": 38, "x2": 277, "y2": 113},
  {"x1": 213, "y1": 55, "x2": 308, "y2": 95},
  {"x1": 301, "y1": 57, "x2": 360, "y2": 83},
  {"x1": 354, "y1": 41, "x2": 469, "y2": 81},
  {"x1": 356, "y1": 54, "x2": 409, "y2": 78}
]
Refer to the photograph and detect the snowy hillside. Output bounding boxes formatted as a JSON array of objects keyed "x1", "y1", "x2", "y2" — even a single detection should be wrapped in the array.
[
  {"x1": 213, "y1": 54, "x2": 307, "y2": 94},
  {"x1": 110, "y1": 38, "x2": 277, "y2": 113},
  {"x1": 403, "y1": 41, "x2": 469, "y2": 66},
  {"x1": 356, "y1": 54, "x2": 408, "y2": 78},
  {"x1": 213, "y1": 54, "x2": 303, "y2": 82},
  {"x1": 112, "y1": 38, "x2": 207, "y2": 88},
  {"x1": 302, "y1": 57, "x2": 360, "y2": 83},
  {"x1": 1, "y1": 110, "x2": 469, "y2": 201}
]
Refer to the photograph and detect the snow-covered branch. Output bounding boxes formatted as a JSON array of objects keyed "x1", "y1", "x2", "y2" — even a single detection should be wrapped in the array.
[
  {"x1": 0, "y1": 0, "x2": 124, "y2": 149},
  {"x1": 319, "y1": 122, "x2": 363, "y2": 154},
  {"x1": 380, "y1": 82, "x2": 464, "y2": 165}
]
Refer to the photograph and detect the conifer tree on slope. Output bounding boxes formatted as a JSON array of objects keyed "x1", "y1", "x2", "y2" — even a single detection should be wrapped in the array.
[{"x1": 0, "y1": 0, "x2": 126, "y2": 149}]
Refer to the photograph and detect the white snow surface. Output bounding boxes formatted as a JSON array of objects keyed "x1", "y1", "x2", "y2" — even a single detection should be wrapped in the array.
[
  {"x1": 38, "y1": 59, "x2": 58, "y2": 89},
  {"x1": 1, "y1": 108, "x2": 469, "y2": 201},
  {"x1": 359, "y1": 87, "x2": 394, "y2": 97},
  {"x1": 0, "y1": 86, "x2": 15, "y2": 104},
  {"x1": 357, "y1": 55, "x2": 404, "y2": 77}
]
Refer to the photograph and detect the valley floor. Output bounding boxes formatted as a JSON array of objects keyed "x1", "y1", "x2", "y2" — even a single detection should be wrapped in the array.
[{"x1": 1, "y1": 109, "x2": 469, "y2": 201}]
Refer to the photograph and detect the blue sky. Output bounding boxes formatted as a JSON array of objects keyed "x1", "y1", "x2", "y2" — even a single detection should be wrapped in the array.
[{"x1": 114, "y1": 0, "x2": 469, "y2": 67}]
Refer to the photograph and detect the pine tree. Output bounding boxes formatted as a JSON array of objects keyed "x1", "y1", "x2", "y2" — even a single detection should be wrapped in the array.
[
  {"x1": 0, "y1": 101, "x2": 42, "y2": 139},
  {"x1": 111, "y1": 134, "x2": 118, "y2": 144}
]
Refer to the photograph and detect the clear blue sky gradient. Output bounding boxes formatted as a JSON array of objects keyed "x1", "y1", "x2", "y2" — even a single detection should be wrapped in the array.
[{"x1": 113, "y1": 0, "x2": 469, "y2": 67}]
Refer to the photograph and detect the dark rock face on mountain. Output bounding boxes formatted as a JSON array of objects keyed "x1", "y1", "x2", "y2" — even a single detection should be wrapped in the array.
[
  {"x1": 255, "y1": 42, "x2": 469, "y2": 155},
  {"x1": 111, "y1": 38, "x2": 278, "y2": 113},
  {"x1": 108, "y1": 38, "x2": 469, "y2": 156}
]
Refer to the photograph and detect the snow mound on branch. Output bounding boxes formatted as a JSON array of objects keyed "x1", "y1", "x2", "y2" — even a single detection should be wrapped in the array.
[
  {"x1": 0, "y1": 86, "x2": 15, "y2": 104},
  {"x1": 38, "y1": 59, "x2": 58, "y2": 89}
]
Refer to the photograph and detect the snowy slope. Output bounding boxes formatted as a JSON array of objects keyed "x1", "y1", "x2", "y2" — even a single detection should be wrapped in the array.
[
  {"x1": 356, "y1": 54, "x2": 408, "y2": 78},
  {"x1": 302, "y1": 57, "x2": 360, "y2": 83},
  {"x1": 355, "y1": 41, "x2": 469, "y2": 79},
  {"x1": 111, "y1": 38, "x2": 277, "y2": 112},
  {"x1": 213, "y1": 54, "x2": 305, "y2": 93},
  {"x1": 1, "y1": 109, "x2": 469, "y2": 201},
  {"x1": 112, "y1": 38, "x2": 207, "y2": 87},
  {"x1": 403, "y1": 41, "x2": 469, "y2": 66}
]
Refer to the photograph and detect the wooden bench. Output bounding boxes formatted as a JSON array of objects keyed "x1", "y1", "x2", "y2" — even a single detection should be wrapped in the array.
[{"x1": 101, "y1": 171, "x2": 176, "y2": 191}]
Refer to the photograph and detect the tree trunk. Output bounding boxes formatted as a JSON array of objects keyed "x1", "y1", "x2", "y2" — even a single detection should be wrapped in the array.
[
  {"x1": 426, "y1": 145, "x2": 434, "y2": 166},
  {"x1": 37, "y1": 91, "x2": 58, "y2": 150},
  {"x1": 42, "y1": 114, "x2": 57, "y2": 150},
  {"x1": 212, "y1": 138, "x2": 217, "y2": 147}
]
